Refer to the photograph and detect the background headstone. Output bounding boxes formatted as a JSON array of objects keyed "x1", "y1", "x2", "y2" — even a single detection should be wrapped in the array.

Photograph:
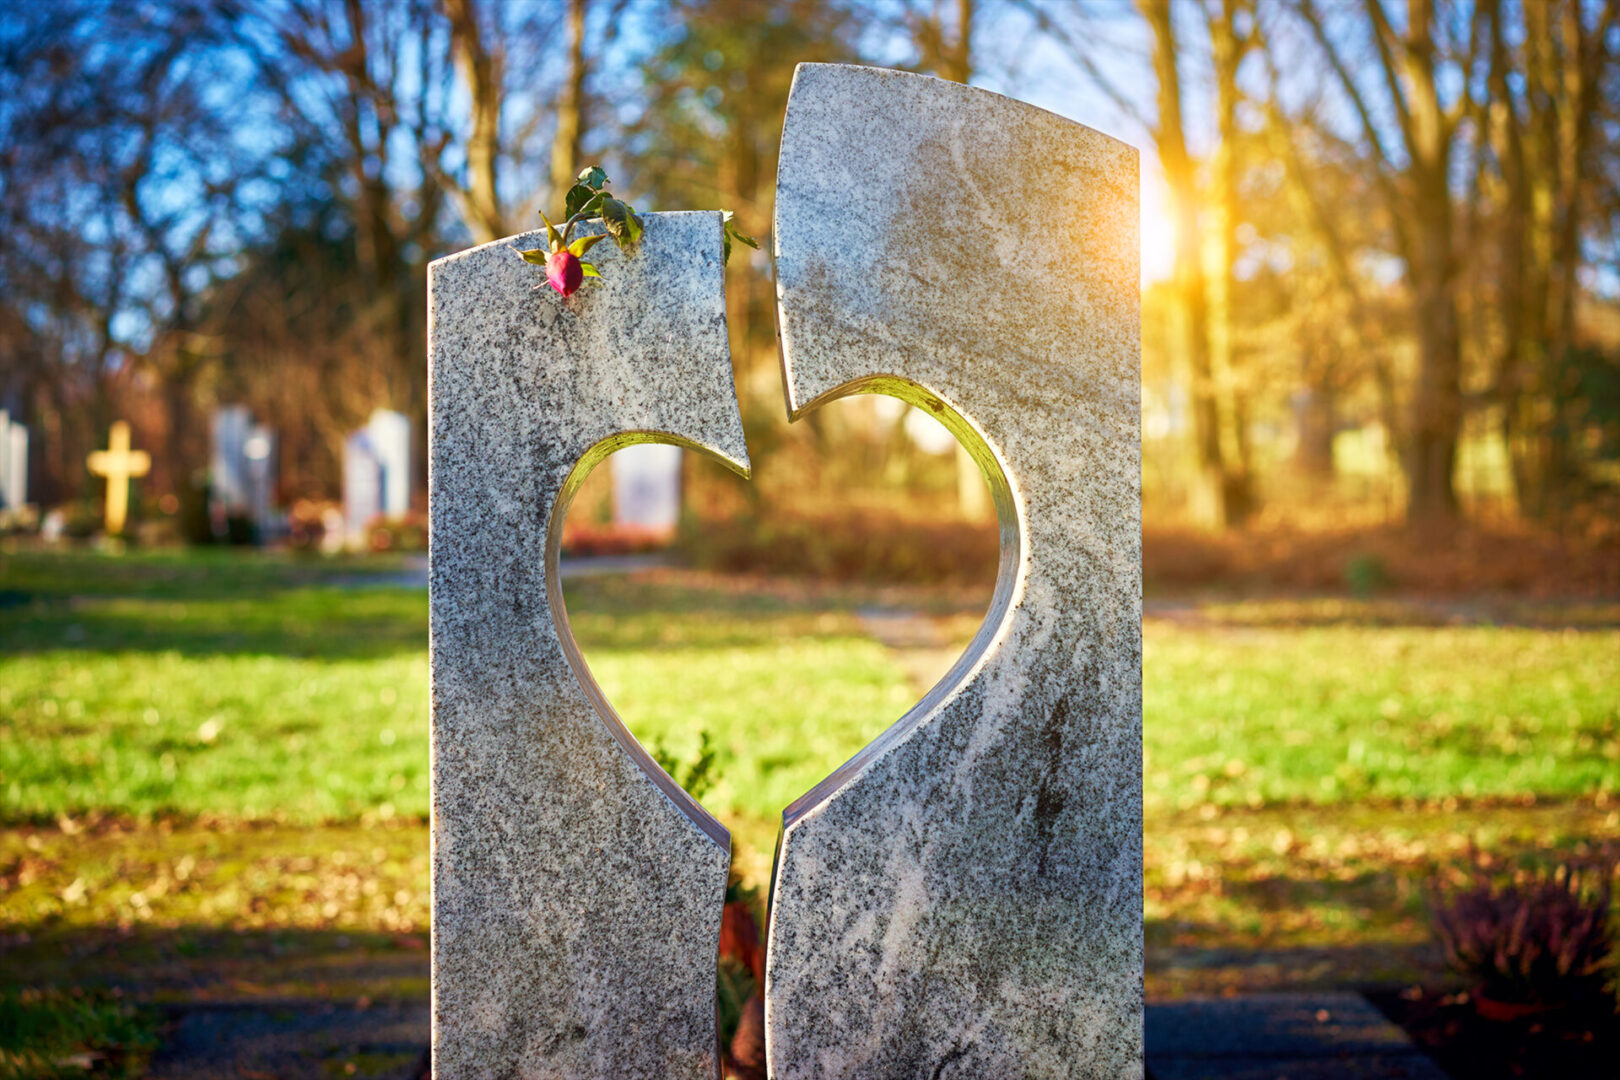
[
  {"x1": 210, "y1": 405, "x2": 252, "y2": 513},
  {"x1": 244, "y1": 423, "x2": 277, "y2": 536},
  {"x1": 211, "y1": 406, "x2": 280, "y2": 540},
  {"x1": 766, "y1": 64, "x2": 1143, "y2": 1078},
  {"x1": 344, "y1": 409, "x2": 411, "y2": 548},
  {"x1": 428, "y1": 212, "x2": 747, "y2": 1079},
  {"x1": 0, "y1": 410, "x2": 27, "y2": 514},
  {"x1": 368, "y1": 409, "x2": 411, "y2": 518},
  {"x1": 342, "y1": 428, "x2": 382, "y2": 548},
  {"x1": 610, "y1": 442, "x2": 683, "y2": 532}
]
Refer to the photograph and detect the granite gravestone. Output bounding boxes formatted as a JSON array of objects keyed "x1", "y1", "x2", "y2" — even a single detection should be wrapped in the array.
[
  {"x1": 369, "y1": 409, "x2": 412, "y2": 517},
  {"x1": 426, "y1": 64, "x2": 1140, "y2": 1080},
  {"x1": 428, "y1": 213, "x2": 747, "y2": 1079},
  {"x1": 243, "y1": 424, "x2": 277, "y2": 533},
  {"x1": 341, "y1": 429, "x2": 382, "y2": 547},
  {"x1": 765, "y1": 65, "x2": 1142, "y2": 1078},
  {"x1": 610, "y1": 442, "x2": 683, "y2": 533},
  {"x1": 0, "y1": 410, "x2": 27, "y2": 515},
  {"x1": 343, "y1": 409, "x2": 412, "y2": 548},
  {"x1": 211, "y1": 405, "x2": 252, "y2": 514},
  {"x1": 211, "y1": 406, "x2": 278, "y2": 537}
]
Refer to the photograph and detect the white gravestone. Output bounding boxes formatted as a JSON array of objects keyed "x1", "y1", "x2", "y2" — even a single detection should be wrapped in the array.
[
  {"x1": 244, "y1": 424, "x2": 277, "y2": 533},
  {"x1": 0, "y1": 411, "x2": 27, "y2": 514},
  {"x1": 428, "y1": 212, "x2": 748, "y2": 1079},
  {"x1": 344, "y1": 409, "x2": 411, "y2": 547},
  {"x1": 610, "y1": 442, "x2": 683, "y2": 532},
  {"x1": 765, "y1": 65, "x2": 1143, "y2": 1078},
  {"x1": 368, "y1": 408, "x2": 412, "y2": 518},
  {"x1": 342, "y1": 429, "x2": 382, "y2": 547},
  {"x1": 212, "y1": 407, "x2": 278, "y2": 536},
  {"x1": 210, "y1": 405, "x2": 252, "y2": 513}
]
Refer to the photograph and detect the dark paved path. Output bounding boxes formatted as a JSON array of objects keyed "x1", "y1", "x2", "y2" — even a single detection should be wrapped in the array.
[
  {"x1": 145, "y1": 1000, "x2": 428, "y2": 1080},
  {"x1": 145, "y1": 992, "x2": 1448, "y2": 1078},
  {"x1": 1147, "y1": 993, "x2": 1448, "y2": 1079}
]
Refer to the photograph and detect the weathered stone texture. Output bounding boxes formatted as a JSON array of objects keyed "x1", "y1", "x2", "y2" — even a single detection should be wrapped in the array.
[
  {"x1": 428, "y1": 212, "x2": 747, "y2": 1080},
  {"x1": 766, "y1": 64, "x2": 1143, "y2": 1079}
]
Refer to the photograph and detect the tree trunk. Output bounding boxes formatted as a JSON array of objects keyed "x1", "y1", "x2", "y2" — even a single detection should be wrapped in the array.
[
  {"x1": 1206, "y1": 0, "x2": 1255, "y2": 524},
  {"x1": 1404, "y1": 263, "x2": 1461, "y2": 523},
  {"x1": 1294, "y1": 371, "x2": 1336, "y2": 479},
  {"x1": 445, "y1": 0, "x2": 504, "y2": 243},
  {"x1": 1141, "y1": 0, "x2": 1227, "y2": 527},
  {"x1": 932, "y1": 0, "x2": 990, "y2": 520},
  {"x1": 549, "y1": 0, "x2": 589, "y2": 211},
  {"x1": 1400, "y1": 0, "x2": 1462, "y2": 524}
]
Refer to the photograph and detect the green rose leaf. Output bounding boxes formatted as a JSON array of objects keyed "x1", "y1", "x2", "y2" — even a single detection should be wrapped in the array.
[
  {"x1": 576, "y1": 165, "x2": 608, "y2": 190},
  {"x1": 601, "y1": 198, "x2": 643, "y2": 249},
  {"x1": 516, "y1": 247, "x2": 550, "y2": 265},
  {"x1": 567, "y1": 184, "x2": 599, "y2": 220},
  {"x1": 579, "y1": 261, "x2": 600, "y2": 277}
]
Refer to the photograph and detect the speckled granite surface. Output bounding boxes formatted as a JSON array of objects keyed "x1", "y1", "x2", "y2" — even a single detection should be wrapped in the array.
[
  {"x1": 766, "y1": 65, "x2": 1143, "y2": 1078},
  {"x1": 427, "y1": 212, "x2": 746, "y2": 1079}
]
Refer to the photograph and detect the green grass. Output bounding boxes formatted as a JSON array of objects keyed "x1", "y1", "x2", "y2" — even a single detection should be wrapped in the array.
[
  {"x1": 1, "y1": 546, "x2": 1617, "y2": 1005},
  {"x1": 0, "y1": 554, "x2": 914, "y2": 861},
  {"x1": 4, "y1": 550, "x2": 1614, "y2": 832},
  {"x1": 0, "y1": 578, "x2": 431, "y2": 824},
  {"x1": 0, "y1": 987, "x2": 158, "y2": 1079},
  {"x1": 1145, "y1": 622, "x2": 1619, "y2": 812}
]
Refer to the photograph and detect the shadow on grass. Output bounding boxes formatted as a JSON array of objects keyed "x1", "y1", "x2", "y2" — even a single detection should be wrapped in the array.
[
  {"x1": 7, "y1": 917, "x2": 1443, "y2": 1005},
  {"x1": 0, "y1": 593, "x2": 428, "y2": 661},
  {"x1": 1, "y1": 550, "x2": 434, "y2": 660},
  {"x1": 1145, "y1": 932, "x2": 1447, "y2": 996},
  {"x1": 0, "y1": 550, "x2": 421, "y2": 600},
  {"x1": 3, "y1": 925, "x2": 429, "y2": 1003},
  {"x1": 2, "y1": 924, "x2": 430, "y2": 1080},
  {"x1": 0, "y1": 567, "x2": 918, "y2": 660}
]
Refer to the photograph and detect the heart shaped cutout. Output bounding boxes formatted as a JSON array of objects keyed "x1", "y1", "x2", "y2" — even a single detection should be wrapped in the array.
[{"x1": 551, "y1": 392, "x2": 1002, "y2": 882}]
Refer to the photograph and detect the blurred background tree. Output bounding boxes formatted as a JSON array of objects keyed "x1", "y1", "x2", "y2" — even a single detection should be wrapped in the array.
[{"x1": 1, "y1": 0, "x2": 1616, "y2": 549}]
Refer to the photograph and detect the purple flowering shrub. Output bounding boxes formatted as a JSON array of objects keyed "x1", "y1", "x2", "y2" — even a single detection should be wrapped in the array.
[{"x1": 1427, "y1": 849, "x2": 1616, "y2": 1008}]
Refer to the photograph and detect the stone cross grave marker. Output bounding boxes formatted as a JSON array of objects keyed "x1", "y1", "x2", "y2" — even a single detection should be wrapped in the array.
[
  {"x1": 763, "y1": 65, "x2": 1142, "y2": 1078},
  {"x1": 428, "y1": 212, "x2": 747, "y2": 1079},
  {"x1": 87, "y1": 421, "x2": 151, "y2": 536}
]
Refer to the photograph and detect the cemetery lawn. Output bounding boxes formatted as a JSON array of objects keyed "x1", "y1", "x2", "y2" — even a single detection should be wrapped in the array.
[{"x1": 1, "y1": 547, "x2": 1616, "y2": 1010}]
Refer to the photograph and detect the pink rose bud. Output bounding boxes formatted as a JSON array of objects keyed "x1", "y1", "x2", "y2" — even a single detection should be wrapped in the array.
[{"x1": 546, "y1": 250, "x2": 584, "y2": 296}]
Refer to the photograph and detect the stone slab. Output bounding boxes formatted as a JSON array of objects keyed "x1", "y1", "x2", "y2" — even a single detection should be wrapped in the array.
[
  {"x1": 766, "y1": 64, "x2": 1142, "y2": 1078},
  {"x1": 428, "y1": 212, "x2": 748, "y2": 1079}
]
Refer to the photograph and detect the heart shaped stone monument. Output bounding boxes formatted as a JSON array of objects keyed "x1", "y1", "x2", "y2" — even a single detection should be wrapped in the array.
[{"x1": 428, "y1": 63, "x2": 1141, "y2": 1080}]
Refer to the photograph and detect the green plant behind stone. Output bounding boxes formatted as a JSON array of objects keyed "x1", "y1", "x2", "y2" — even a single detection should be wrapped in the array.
[
  {"x1": 652, "y1": 729, "x2": 720, "y2": 803},
  {"x1": 1344, "y1": 552, "x2": 1389, "y2": 596}
]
